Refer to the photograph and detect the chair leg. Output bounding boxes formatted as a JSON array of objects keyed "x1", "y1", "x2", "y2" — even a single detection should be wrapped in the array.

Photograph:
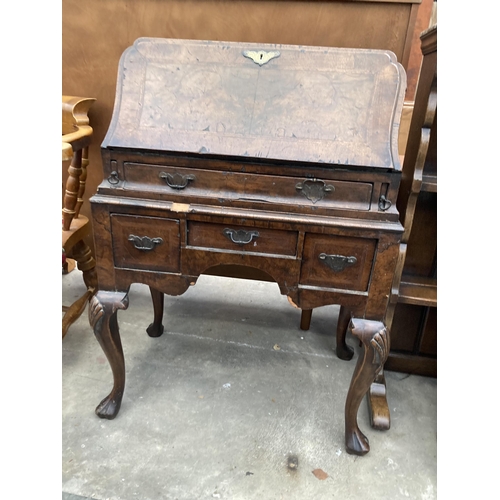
[
  {"x1": 62, "y1": 240, "x2": 97, "y2": 338},
  {"x1": 62, "y1": 289, "x2": 94, "y2": 339},
  {"x1": 62, "y1": 149, "x2": 82, "y2": 231},
  {"x1": 74, "y1": 146, "x2": 89, "y2": 219},
  {"x1": 71, "y1": 239, "x2": 97, "y2": 291}
]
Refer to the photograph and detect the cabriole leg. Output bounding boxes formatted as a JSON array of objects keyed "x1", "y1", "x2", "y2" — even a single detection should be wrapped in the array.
[
  {"x1": 88, "y1": 290, "x2": 129, "y2": 419},
  {"x1": 345, "y1": 318, "x2": 390, "y2": 455},
  {"x1": 146, "y1": 287, "x2": 164, "y2": 337}
]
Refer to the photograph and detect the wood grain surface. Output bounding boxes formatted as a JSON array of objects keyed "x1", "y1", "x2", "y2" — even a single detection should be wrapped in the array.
[{"x1": 104, "y1": 39, "x2": 406, "y2": 169}]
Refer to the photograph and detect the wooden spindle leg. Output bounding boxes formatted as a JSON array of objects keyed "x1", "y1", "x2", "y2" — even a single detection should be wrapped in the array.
[
  {"x1": 146, "y1": 287, "x2": 165, "y2": 337},
  {"x1": 89, "y1": 290, "x2": 129, "y2": 419},
  {"x1": 62, "y1": 289, "x2": 94, "y2": 339},
  {"x1": 62, "y1": 240, "x2": 98, "y2": 338},
  {"x1": 336, "y1": 305, "x2": 354, "y2": 360},
  {"x1": 345, "y1": 318, "x2": 390, "y2": 456},
  {"x1": 71, "y1": 239, "x2": 97, "y2": 291},
  {"x1": 62, "y1": 149, "x2": 82, "y2": 231},
  {"x1": 74, "y1": 146, "x2": 89, "y2": 219}
]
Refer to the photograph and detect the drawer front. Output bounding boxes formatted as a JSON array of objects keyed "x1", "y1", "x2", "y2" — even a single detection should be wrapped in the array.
[
  {"x1": 123, "y1": 162, "x2": 373, "y2": 211},
  {"x1": 300, "y1": 234, "x2": 376, "y2": 291},
  {"x1": 187, "y1": 221, "x2": 298, "y2": 256},
  {"x1": 111, "y1": 214, "x2": 180, "y2": 272}
]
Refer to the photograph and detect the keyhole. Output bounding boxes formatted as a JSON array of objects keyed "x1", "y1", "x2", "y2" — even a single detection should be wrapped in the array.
[{"x1": 260, "y1": 53, "x2": 263, "y2": 60}]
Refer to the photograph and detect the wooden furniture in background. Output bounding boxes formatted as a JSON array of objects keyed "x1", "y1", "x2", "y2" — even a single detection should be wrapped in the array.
[
  {"x1": 88, "y1": 38, "x2": 406, "y2": 456},
  {"x1": 62, "y1": 0, "x2": 422, "y2": 255},
  {"x1": 384, "y1": 25, "x2": 437, "y2": 377},
  {"x1": 331, "y1": 24, "x2": 437, "y2": 430},
  {"x1": 62, "y1": 96, "x2": 98, "y2": 339},
  {"x1": 300, "y1": 20, "x2": 436, "y2": 437},
  {"x1": 404, "y1": 0, "x2": 434, "y2": 101}
]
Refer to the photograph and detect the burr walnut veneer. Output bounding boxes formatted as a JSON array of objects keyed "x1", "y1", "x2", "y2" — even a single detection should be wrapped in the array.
[{"x1": 89, "y1": 38, "x2": 406, "y2": 455}]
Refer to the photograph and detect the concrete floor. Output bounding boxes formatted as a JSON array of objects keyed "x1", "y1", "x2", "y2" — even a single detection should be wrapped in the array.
[{"x1": 62, "y1": 268, "x2": 437, "y2": 500}]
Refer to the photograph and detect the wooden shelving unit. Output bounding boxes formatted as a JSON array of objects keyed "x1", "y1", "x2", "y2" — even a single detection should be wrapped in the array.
[
  {"x1": 421, "y1": 175, "x2": 437, "y2": 192},
  {"x1": 384, "y1": 24, "x2": 437, "y2": 377},
  {"x1": 351, "y1": 21, "x2": 437, "y2": 422},
  {"x1": 399, "y1": 275, "x2": 437, "y2": 307}
]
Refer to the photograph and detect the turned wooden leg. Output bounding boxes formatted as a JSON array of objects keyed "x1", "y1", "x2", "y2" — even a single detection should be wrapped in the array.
[
  {"x1": 300, "y1": 309, "x2": 312, "y2": 331},
  {"x1": 62, "y1": 289, "x2": 94, "y2": 339},
  {"x1": 74, "y1": 146, "x2": 89, "y2": 219},
  {"x1": 62, "y1": 240, "x2": 97, "y2": 339},
  {"x1": 336, "y1": 305, "x2": 354, "y2": 360},
  {"x1": 367, "y1": 370, "x2": 390, "y2": 430},
  {"x1": 88, "y1": 290, "x2": 129, "y2": 419},
  {"x1": 146, "y1": 287, "x2": 165, "y2": 337},
  {"x1": 62, "y1": 149, "x2": 82, "y2": 231},
  {"x1": 71, "y1": 239, "x2": 97, "y2": 291},
  {"x1": 345, "y1": 318, "x2": 390, "y2": 456}
]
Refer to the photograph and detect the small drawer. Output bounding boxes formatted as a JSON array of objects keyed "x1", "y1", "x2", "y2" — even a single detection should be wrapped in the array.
[
  {"x1": 300, "y1": 234, "x2": 376, "y2": 291},
  {"x1": 187, "y1": 221, "x2": 298, "y2": 256},
  {"x1": 122, "y1": 162, "x2": 373, "y2": 212},
  {"x1": 111, "y1": 214, "x2": 180, "y2": 272}
]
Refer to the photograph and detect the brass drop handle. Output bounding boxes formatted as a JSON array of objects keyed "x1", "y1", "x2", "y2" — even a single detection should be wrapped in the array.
[
  {"x1": 319, "y1": 253, "x2": 357, "y2": 272},
  {"x1": 128, "y1": 234, "x2": 163, "y2": 251},
  {"x1": 159, "y1": 172, "x2": 196, "y2": 190},
  {"x1": 223, "y1": 228, "x2": 260, "y2": 245}
]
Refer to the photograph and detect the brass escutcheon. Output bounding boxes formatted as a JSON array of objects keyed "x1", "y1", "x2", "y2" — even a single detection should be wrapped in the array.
[
  {"x1": 242, "y1": 50, "x2": 280, "y2": 66},
  {"x1": 296, "y1": 179, "x2": 335, "y2": 204}
]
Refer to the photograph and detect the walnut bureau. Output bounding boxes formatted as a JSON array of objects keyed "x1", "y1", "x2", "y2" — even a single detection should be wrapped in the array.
[{"x1": 89, "y1": 38, "x2": 406, "y2": 456}]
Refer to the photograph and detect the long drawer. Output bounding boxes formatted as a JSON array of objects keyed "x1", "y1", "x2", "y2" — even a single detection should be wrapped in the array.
[
  {"x1": 122, "y1": 162, "x2": 373, "y2": 212},
  {"x1": 187, "y1": 220, "x2": 298, "y2": 257}
]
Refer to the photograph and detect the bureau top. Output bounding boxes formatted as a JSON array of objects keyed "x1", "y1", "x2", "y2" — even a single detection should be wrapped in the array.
[{"x1": 103, "y1": 38, "x2": 406, "y2": 170}]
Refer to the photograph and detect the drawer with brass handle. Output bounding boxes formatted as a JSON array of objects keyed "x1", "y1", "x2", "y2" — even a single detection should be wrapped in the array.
[
  {"x1": 111, "y1": 214, "x2": 180, "y2": 272},
  {"x1": 187, "y1": 221, "x2": 298, "y2": 256},
  {"x1": 122, "y1": 162, "x2": 373, "y2": 212},
  {"x1": 300, "y1": 234, "x2": 377, "y2": 291}
]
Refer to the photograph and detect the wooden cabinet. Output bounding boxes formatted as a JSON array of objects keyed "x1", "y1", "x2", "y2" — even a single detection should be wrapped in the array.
[
  {"x1": 385, "y1": 25, "x2": 437, "y2": 377},
  {"x1": 89, "y1": 38, "x2": 406, "y2": 455},
  {"x1": 63, "y1": 0, "x2": 422, "y2": 256}
]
